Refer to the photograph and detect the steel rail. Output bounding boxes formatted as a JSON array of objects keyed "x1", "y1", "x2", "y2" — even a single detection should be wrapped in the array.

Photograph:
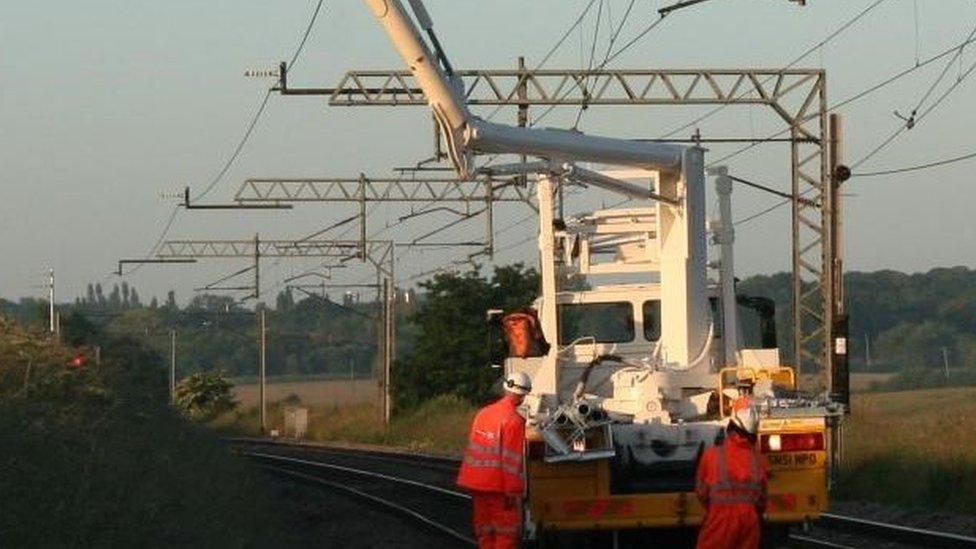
[
  {"x1": 245, "y1": 451, "x2": 468, "y2": 500},
  {"x1": 266, "y1": 446, "x2": 459, "y2": 474},
  {"x1": 225, "y1": 436, "x2": 461, "y2": 466},
  {"x1": 819, "y1": 513, "x2": 976, "y2": 549},
  {"x1": 235, "y1": 439, "x2": 975, "y2": 548},
  {"x1": 786, "y1": 534, "x2": 858, "y2": 549},
  {"x1": 259, "y1": 464, "x2": 475, "y2": 547}
]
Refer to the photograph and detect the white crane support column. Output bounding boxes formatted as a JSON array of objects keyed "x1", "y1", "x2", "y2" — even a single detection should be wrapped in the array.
[
  {"x1": 535, "y1": 175, "x2": 560, "y2": 397},
  {"x1": 657, "y1": 149, "x2": 711, "y2": 370},
  {"x1": 711, "y1": 166, "x2": 738, "y2": 367}
]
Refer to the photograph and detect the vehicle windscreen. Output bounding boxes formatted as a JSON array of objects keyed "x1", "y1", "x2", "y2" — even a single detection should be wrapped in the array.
[
  {"x1": 558, "y1": 302, "x2": 634, "y2": 344},
  {"x1": 642, "y1": 300, "x2": 661, "y2": 341}
]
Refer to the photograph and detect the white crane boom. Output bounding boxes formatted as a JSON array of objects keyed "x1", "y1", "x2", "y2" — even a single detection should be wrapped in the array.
[{"x1": 363, "y1": 0, "x2": 686, "y2": 176}]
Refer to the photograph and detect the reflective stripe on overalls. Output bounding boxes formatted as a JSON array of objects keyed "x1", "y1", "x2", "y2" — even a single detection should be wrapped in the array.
[
  {"x1": 462, "y1": 436, "x2": 524, "y2": 480},
  {"x1": 707, "y1": 443, "x2": 762, "y2": 505}
]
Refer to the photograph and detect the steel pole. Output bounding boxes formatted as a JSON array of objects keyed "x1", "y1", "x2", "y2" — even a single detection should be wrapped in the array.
[
  {"x1": 254, "y1": 233, "x2": 260, "y2": 301},
  {"x1": 170, "y1": 330, "x2": 177, "y2": 403},
  {"x1": 260, "y1": 308, "x2": 267, "y2": 434},
  {"x1": 48, "y1": 269, "x2": 55, "y2": 333},
  {"x1": 829, "y1": 113, "x2": 849, "y2": 410},
  {"x1": 383, "y1": 278, "x2": 393, "y2": 426}
]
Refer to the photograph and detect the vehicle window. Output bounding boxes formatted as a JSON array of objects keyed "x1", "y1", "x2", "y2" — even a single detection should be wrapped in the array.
[
  {"x1": 558, "y1": 302, "x2": 634, "y2": 344},
  {"x1": 710, "y1": 297, "x2": 722, "y2": 339},
  {"x1": 642, "y1": 298, "x2": 720, "y2": 342},
  {"x1": 736, "y1": 296, "x2": 777, "y2": 349},
  {"x1": 642, "y1": 300, "x2": 661, "y2": 341}
]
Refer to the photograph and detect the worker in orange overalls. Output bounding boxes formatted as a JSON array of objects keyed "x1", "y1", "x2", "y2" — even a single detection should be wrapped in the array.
[
  {"x1": 457, "y1": 371, "x2": 531, "y2": 549},
  {"x1": 695, "y1": 397, "x2": 768, "y2": 549}
]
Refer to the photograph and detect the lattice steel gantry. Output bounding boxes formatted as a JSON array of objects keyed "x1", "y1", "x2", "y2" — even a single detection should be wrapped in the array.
[
  {"x1": 233, "y1": 175, "x2": 536, "y2": 258},
  {"x1": 275, "y1": 64, "x2": 838, "y2": 388},
  {"x1": 157, "y1": 237, "x2": 395, "y2": 298}
]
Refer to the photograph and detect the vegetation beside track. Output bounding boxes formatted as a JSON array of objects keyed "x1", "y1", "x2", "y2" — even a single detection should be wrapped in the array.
[
  {"x1": 836, "y1": 387, "x2": 976, "y2": 514},
  {"x1": 0, "y1": 316, "x2": 294, "y2": 547},
  {"x1": 221, "y1": 394, "x2": 475, "y2": 454}
]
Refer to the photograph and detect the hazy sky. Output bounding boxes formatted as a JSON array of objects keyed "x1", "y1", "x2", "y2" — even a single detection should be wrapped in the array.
[{"x1": 3, "y1": 0, "x2": 976, "y2": 305}]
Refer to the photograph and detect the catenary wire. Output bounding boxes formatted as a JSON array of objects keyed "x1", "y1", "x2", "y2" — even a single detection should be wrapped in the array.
[
  {"x1": 659, "y1": 0, "x2": 891, "y2": 139},
  {"x1": 735, "y1": 42, "x2": 976, "y2": 227},
  {"x1": 290, "y1": 0, "x2": 326, "y2": 69},
  {"x1": 708, "y1": 27, "x2": 976, "y2": 168},
  {"x1": 852, "y1": 49, "x2": 976, "y2": 169},
  {"x1": 574, "y1": 0, "x2": 638, "y2": 129},
  {"x1": 853, "y1": 149, "x2": 976, "y2": 177},
  {"x1": 124, "y1": 2, "x2": 328, "y2": 284}
]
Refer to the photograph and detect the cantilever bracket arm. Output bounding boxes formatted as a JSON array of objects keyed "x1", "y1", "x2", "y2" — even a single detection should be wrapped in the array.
[
  {"x1": 116, "y1": 258, "x2": 196, "y2": 276},
  {"x1": 566, "y1": 166, "x2": 680, "y2": 205},
  {"x1": 479, "y1": 161, "x2": 679, "y2": 205},
  {"x1": 183, "y1": 187, "x2": 292, "y2": 210}
]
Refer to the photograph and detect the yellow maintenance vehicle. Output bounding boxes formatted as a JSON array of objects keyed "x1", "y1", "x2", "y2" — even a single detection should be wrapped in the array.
[{"x1": 358, "y1": 0, "x2": 846, "y2": 545}]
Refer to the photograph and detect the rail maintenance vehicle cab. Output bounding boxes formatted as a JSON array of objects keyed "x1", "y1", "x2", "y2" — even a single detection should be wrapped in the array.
[{"x1": 490, "y1": 167, "x2": 843, "y2": 545}]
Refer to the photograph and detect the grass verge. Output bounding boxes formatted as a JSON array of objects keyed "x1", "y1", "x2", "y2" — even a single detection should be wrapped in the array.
[
  {"x1": 219, "y1": 394, "x2": 475, "y2": 454},
  {"x1": 836, "y1": 387, "x2": 976, "y2": 514}
]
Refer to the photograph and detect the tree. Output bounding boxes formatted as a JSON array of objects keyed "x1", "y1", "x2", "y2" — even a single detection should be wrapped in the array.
[
  {"x1": 166, "y1": 290, "x2": 177, "y2": 310},
  {"x1": 188, "y1": 294, "x2": 239, "y2": 312},
  {"x1": 129, "y1": 287, "x2": 141, "y2": 308},
  {"x1": 174, "y1": 371, "x2": 236, "y2": 421},
  {"x1": 95, "y1": 283, "x2": 105, "y2": 307},
  {"x1": 122, "y1": 282, "x2": 130, "y2": 308},
  {"x1": 86, "y1": 284, "x2": 96, "y2": 305},
  {"x1": 108, "y1": 285, "x2": 121, "y2": 309},
  {"x1": 276, "y1": 288, "x2": 295, "y2": 312},
  {"x1": 150, "y1": 296, "x2": 159, "y2": 309},
  {"x1": 393, "y1": 264, "x2": 540, "y2": 410}
]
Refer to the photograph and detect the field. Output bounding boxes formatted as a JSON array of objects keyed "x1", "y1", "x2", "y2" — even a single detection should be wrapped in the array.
[
  {"x1": 838, "y1": 386, "x2": 976, "y2": 514},
  {"x1": 848, "y1": 372, "x2": 896, "y2": 392},
  {"x1": 232, "y1": 377, "x2": 378, "y2": 408}
]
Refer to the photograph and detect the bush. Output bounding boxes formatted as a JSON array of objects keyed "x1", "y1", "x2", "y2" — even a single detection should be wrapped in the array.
[
  {"x1": 175, "y1": 370, "x2": 237, "y2": 421},
  {"x1": 0, "y1": 317, "x2": 285, "y2": 547}
]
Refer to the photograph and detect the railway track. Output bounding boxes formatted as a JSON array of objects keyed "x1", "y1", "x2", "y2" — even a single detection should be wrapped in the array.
[
  {"x1": 240, "y1": 446, "x2": 474, "y2": 548},
  {"x1": 231, "y1": 438, "x2": 975, "y2": 548},
  {"x1": 253, "y1": 454, "x2": 475, "y2": 547}
]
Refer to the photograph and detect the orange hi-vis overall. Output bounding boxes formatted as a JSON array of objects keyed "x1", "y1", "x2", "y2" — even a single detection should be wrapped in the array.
[
  {"x1": 695, "y1": 431, "x2": 768, "y2": 549},
  {"x1": 457, "y1": 395, "x2": 526, "y2": 549}
]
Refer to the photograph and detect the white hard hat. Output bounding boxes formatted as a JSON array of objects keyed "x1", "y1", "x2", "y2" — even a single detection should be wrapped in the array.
[
  {"x1": 729, "y1": 398, "x2": 759, "y2": 435},
  {"x1": 504, "y1": 371, "x2": 532, "y2": 395}
]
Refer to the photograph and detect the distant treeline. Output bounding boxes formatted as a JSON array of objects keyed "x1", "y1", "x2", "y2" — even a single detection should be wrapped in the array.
[
  {"x1": 739, "y1": 266, "x2": 976, "y2": 374},
  {"x1": 2, "y1": 266, "x2": 974, "y2": 387},
  {"x1": 2, "y1": 287, "x2": 388, "y2": 380}
]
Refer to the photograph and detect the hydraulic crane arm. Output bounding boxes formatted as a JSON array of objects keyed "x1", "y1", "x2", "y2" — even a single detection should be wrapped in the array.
[{"x1": 364, "y1": 0, "x2": 685, "y2": 178}]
